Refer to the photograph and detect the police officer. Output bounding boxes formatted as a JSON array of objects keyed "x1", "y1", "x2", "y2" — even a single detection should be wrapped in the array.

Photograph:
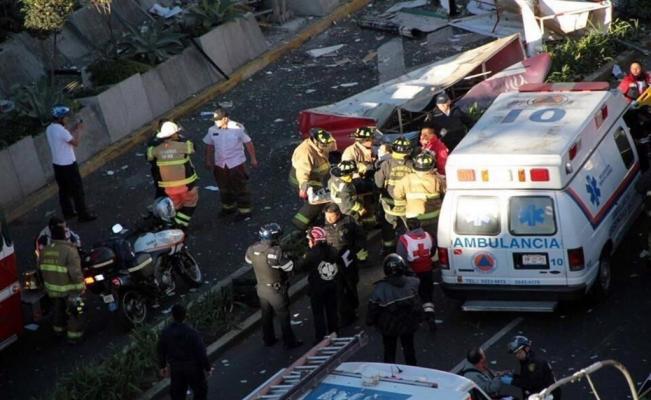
[
  {"x1": 393, "y1": 152, "x2": 446, "y2": 239},
  {"x1": 245, "y1": 223, "x2": 303, "y2": 349},
  {"x1": 322, "y1": 203, "x2": 367, "y2": 327},
  {"x1": 328, "y1": 160, "x2": 365, "y2": 220},
  {"x1": 428, "y1": 92, "x2": 473, "y2": 151},
  {"x1": 289, "y1": 128, "x2": 337, "y2": 230},
  {"x1": 147, "y1": 121, "x2": 199, "y2": 228},
  {"x1": 396, "y1": 218, "x2": 436, "y2": 331},
  {"x1": 504, "y1": 335, "x2": 561, "y2": 399},
  {"x1": 157, "y1": 304, "x2": 212, "y2": 400},
  {"x1": 367, "y1": 254, "x2": 422, "y2": 366},
  {"x1": 375, "y1": 136, "x2": 414, "y2": 254},
  {"x1": 38, "y1": 218, "x2": 86, "y2": 343},
  {"x1": 297, "y1": 227, "x2": 340, "y2": 343}
]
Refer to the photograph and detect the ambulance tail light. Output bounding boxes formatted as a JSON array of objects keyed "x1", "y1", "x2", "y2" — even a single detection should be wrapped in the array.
[
  {"x1": 530, "y1": 168, "x2": 550, "y2": 182},
  {"x1": 438, "y1": 247, "x2": 449, "y2": 269},
  {"x1": 601, "y1": 104, "x2": 608, "y2": 120},
  {"x1": 569, "y1": 143, "x2": 578, "y2": 161},
  {"x1": 568, "y1": 247, "x2": 585, "y2": 271},
  {"x1": 457, "y1": 169, "x2": 476, "y2": 181}
]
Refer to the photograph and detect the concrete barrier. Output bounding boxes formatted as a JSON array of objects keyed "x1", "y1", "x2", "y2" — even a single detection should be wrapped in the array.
[
  {"x1": 67, "y1": 5, "x2": 113, "y2": 50},
  {"x1": 97, "y1": 74, "x2": 154, "y2": 142},
  {"x1": 154, "y1": 55, "x2": 195, "y2": 106},
  {"x1": 0, "y1": 38, "x2": 46, "y2": 94},
  {"x1": 197, "y1": 26, "x2": 236, "y2": 75},
  {"x1": 7, "y1": 136, "x2": 47, "y2": 197},
  {"x1": 238, "y1": 13, "x2": 269, "y2": 60},
  {"x1": 141, "y1": 69, "x2": 175, "y2": 118},
  {"x1": 32, "y1": 132, "x2": 54, "y2": 181},
  {"x1": 287, "y1": 0, "x2": 340, "y2": 16},
  {"x1": 176, "y1": 46, "x2": 221, "y2": 96},
  {"x1": 74, "y1": 106, "x2": 113, "y2": 163},
  {"x1": 0, "y1": 148, "x2": 23, "y2": 206}
]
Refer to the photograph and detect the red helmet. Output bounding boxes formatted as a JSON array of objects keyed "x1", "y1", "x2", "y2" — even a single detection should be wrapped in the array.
[{"x1": 308, "y1": 226, "x2": 327, "y2": 242}]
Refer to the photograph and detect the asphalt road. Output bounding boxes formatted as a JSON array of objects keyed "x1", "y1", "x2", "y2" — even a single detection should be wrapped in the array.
[{"x1": 2, "y1": 1, "x2": 649, "y2": 399}]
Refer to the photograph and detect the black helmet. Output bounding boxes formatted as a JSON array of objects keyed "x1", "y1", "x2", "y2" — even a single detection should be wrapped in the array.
[
  {"x1": 336, "y1": 160, "x2": 356, "y2": 176},
  {"x1": 310, "y1": 128, "x2": 335, "y2": 148},
  {"x1": 353, "y1": 126, "x2": 374, "y2": 140},
  {"x1": 413, "y1": 152, "x2": 435, "y2": 172},
  {"x1": 259, "y1": 223, "x2": 283, "y2": 241},
  {"x1": 383, "y1": 253, "x2": 407, "y2": 277},
  {"x1": 392, "y1": 136, "x2": 412, "y2": 154}
]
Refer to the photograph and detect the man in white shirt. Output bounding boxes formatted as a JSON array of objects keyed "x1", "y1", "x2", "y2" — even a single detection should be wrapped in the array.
[
  {"x1": 46, "y1": 106, "x2": 96, "y2": 222},
  {"x1": 203, "y1": 108, "x2": 258, "y2": 222}
]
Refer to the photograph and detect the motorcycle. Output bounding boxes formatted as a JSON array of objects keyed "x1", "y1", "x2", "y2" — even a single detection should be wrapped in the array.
[{"x1": 108, "y1": 212, "x2": 202, "y2": 329}]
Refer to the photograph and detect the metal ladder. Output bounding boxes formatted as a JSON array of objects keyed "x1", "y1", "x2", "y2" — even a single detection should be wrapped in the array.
[{"x1": 243, "y1": 332, "x2": 368, "y2": 400}]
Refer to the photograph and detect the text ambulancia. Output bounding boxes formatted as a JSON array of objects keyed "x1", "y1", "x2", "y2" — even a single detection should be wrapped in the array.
[{"x1": 437, "y1": 82, "x2": 644, "y2": 312}]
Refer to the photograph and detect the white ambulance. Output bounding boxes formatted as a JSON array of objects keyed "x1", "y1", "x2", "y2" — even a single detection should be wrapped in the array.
[{"x1": 437, "y1": 82, "x2": 644, "y2": 312}]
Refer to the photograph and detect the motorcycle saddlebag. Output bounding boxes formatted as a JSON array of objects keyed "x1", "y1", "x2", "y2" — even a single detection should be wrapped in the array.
[
  {"x1": 83, "y1": 246, "x2": 116, "y2": 275},
  {"x1": 126, "y1": 253, "x2": 154, "y2": 277}
]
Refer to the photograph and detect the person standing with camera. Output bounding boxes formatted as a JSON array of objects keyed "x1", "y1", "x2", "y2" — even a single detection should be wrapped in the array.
[{"x1": 46, "y1": 106, "x2": 96, "y2": 222}]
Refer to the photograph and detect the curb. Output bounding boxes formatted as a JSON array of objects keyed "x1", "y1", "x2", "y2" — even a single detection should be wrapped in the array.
[
  {"x1": 139, "y1": 275, "x2": 309, "y2": 400},
  {"x1": 584, "y1": 50, "x2": 637, "y2": 82},
  {"x1": 7, "y1": 0, "x2": 371, "y2": 223}
]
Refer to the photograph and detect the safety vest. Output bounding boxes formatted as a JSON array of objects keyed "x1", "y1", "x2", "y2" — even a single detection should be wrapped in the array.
[
  {"x1": 39, "y1": 241, "x2": 84, "y2": 297},
  {"x1": 147, "y1": 139, "x2": 198, "y2": 190},
  {"x1": 394, "y1": 171, "x2": 445, "y2": 221},
  {"x1": 289, "y1": 139, "x2": 330, "y2": 191},
  {"x1": 399, "y1": 230, "x2": 433, "y2": 273}
]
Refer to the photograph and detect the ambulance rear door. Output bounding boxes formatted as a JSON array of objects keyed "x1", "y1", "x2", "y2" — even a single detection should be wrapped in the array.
[{"x1": 449, "y1": 190, "x2": 567, "y2": 288}]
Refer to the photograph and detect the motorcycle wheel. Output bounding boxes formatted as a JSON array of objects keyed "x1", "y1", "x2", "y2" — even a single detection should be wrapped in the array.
[
  {"x1": 176, "y1": 249, "x2": 202, "y2": 288},
  {"x1": 117, "y1": 290, "x2": 148, "y2": 330}
]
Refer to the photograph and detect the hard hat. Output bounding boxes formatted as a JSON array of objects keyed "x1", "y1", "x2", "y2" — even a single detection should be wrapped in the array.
[
  {"x1": 156, "y1": 121, "x2": 182, "y2": 139},
  {"x1": 259, "y1": 223, "x2": 283, "y2": 241},
  {"x1": 391, "y1": 136, "x2": 412, "y2": 154},
  {"x1": 152, "y1": 197, "x2": 176, "y2": 222},
  {"x1": 353, "y1": 126, "x2": 374, "y2": 140},
  {"x1": 383, "y1": 253, "x2": 407, "y2": 277},
  {"x1": 308, "y1": 226, "x2": 327, "y2": 242},
  {"x1": 507, "y1": 335, "x2": 531, "y2": 354},
  {"x1": 336, "y1": 160, "x2": 356, "y2": 176},
  {"x1": 310, "y1": 128, "x2": 335, "y2": 148},
  {"x1": 413, "y1": 152, "x2": 435, "y2": 172},
  {"x1": 51, "y1": 105, "x2": 71, "y2": 119}
]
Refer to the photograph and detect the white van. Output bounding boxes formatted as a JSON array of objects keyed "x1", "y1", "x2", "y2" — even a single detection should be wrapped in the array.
[{"x1": 437, "y1": 82, "x2": 644, "y2": 312}]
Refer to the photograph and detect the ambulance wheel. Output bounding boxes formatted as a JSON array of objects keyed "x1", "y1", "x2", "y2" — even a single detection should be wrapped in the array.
[{"x1": 592, "y1": 256, "x2": 612, "y2": 300}]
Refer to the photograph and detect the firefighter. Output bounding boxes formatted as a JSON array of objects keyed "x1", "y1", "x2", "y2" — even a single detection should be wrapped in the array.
[
  {"x1": 374, "y1": 136, "x2": 414, "y2": 254},
  {"x1": 289, "y1": 128, "x2": 336, "y2": 230},
  {"x1": 342, "y1": 127, "x2": 378, "y2": 228},
  {"x1": 396, "y1": 218, "x2": 436, "y2": 331},
  {"x1": 297, "y1": 227, "x2": 340, "y2": 343},
  {"x1": 328, "y1": 160, "x2": 365, "y2": 220},
  {"x1": 38, "y1": 218, "x2": 85, "y2": 343},
  {"x1": 367, "y1": 254, "x2": 422, "y2": 366},
  {"x1": 342, "y1": 126, "x2": 375, "y2": 177},
  {"x1": 393, "y1": 152, "x2": 446, "y2": 239},
  {"x1": 245, "y1": 223, "x2": 303, "y2": 349},
  {"x1": 147, "y1": 121, "x2": 199, "y2": 229},
  {"x1": 505, "y1": 335, "x2": 562, "y2": 399},
  {"x1": 322, "y1": 203, "x2": 367, "y2": 327}
]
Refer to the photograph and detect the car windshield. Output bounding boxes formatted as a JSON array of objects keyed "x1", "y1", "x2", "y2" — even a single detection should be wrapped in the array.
[
  {"x1": 454, "y1": 196, "x2": 501, "y2": 236},
  {"x1": 509, "y1": 196, "x2": 556, "y2": 235}
]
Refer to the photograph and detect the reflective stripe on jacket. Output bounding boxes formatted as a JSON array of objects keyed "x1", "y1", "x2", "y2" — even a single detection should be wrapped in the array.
[
  {"x1": 342, "y1": 142, "x2": 374, "y2": 176},
  {"x1": 328, "y1": 174, "x2": 363, "y2": 216},
  {"x1": 147, "y1": 138, "x2": 198, "y2": 189},
  {"x1": 374, "y1": 155, "x2": 413, "y2": 215},
  {"x1": 393, "y1": 171, "x2": 445, "y2": 220},
  {"x1": 289, "y1": 139, "x2": 330, "y2": 191},
  {"x1": 39, "y1": 240, "x2": 83, "y2": 297}
]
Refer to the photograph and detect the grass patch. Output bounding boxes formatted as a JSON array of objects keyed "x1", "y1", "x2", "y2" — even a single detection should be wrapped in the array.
[
  {"x1": 87, "y1": 58, "x2": 152, "y2": 87},
  {"x1": 545, "y1": 19, "x2": 640, "y2": 82}
]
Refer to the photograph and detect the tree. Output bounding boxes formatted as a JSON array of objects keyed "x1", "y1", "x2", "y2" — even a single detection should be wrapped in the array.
[{"x1": 21, "y1": 0, "x2": 75, "y2": 82}]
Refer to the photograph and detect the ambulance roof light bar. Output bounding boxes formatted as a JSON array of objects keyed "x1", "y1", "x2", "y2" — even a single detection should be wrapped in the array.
[
  {"x1": 244, "y1": 333, "x2": 368, "y2": 400},
  {"x1": 519, "y1": 82, "x2": 610, "y2": 92}
]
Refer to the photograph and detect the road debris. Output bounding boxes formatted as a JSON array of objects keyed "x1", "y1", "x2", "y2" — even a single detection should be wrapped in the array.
[
  {"x1": 306, "y1": 44, "x2": 345, "y2": 58},
  {"x1": 204, "y1": 186, "x2": 220, "y2": 192}
]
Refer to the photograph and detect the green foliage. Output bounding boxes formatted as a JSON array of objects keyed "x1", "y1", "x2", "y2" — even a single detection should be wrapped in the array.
[
  {"x1": 0, "y1": 0, "x2": 24, "y2": 41},
  {"x1": 21, "y1": 0, "x2": 75, "y2": 35},
  {"x1": 185, "y1": 0, "x2": 244, "y2": 37},
  {"x1": 0, "y1": 112, "x2": 42, "y2": 149},
  {"x1": 11, "y1": 77, "x2": 75, "y2": 125},
  {"x1": 186, "y1": 285, "x2": 235, "y2": 334},
  {"x1": 87, "y1": 58, "x2": 152, "y2": 87},
  {"x1": 466, "y1": 102, "x2": 486, "y2": 124},
  {"x1": 618, "y1": 0, "x2": 651, "y2": 21},
  {"x1": 545, "y1": 19, "x2": 639, "y2": 82},
  {"x1": 52, "y1": 326, "x2": 159, "y2": 400},
  {"x1": 119, "y1": 22, "x2": 186, "y2": 66}
]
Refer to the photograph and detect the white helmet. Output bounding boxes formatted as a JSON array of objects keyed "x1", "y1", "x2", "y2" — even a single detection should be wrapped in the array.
[
  {"x1": 152, "y1": 197, "x2": 176, "y2": 222},
  {"x1": 156, "y1": 121, "x2": 181, "y2": 139}
]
